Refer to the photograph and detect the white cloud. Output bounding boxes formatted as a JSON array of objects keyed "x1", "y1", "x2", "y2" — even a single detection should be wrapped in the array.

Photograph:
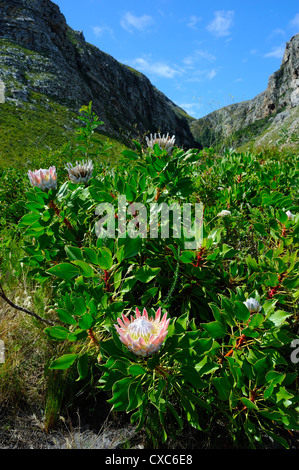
[
  {"x1": 269, "y1": 28, "x2": 286, "y2": 38},
  {"x1": 207, "y1": 10, "x2": 234, "y2": 37},
  {"x1": 187, "y1": 15, "x2": 202, "y2": 30},
  {"x1": 92, "y1": 25, "x2": 114, "y2": 38},
  {"x1": 130, "y1": 57, "x2": 183, "y2": 79},
  {"x1": 289, "y1": 13, "x2": 299, "y2": 30},
  {"x1": 264, "y1": 45, "x2": 285, "y2": 59},
  {"x1": 120, "y1": 12, "x2": 153, "y2": 32},
  {"x1": 206, "y1": 69, "x2": 217, "y2": 79},
  {"x1": 186, "y1": 68, "x2": 218, "y2": 82},
  {"x1": 183, "y1": 50, "x2": 216, "y2": 66},
  {"x1": 178, "y1": 102, "x2": 202, "y2": 117}
]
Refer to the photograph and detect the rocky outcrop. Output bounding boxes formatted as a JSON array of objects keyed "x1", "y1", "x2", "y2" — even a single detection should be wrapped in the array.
[
  {"x1": 191, "y1": 33, "x2": 299, "y2": 148},
  {"x1": 0, "y1": 0, "x2": 196, "y2": 147}
]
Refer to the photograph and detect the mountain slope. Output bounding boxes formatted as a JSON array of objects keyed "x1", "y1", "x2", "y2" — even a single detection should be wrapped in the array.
[
  {"x1": 191, "y1": 33, "x2": 299, "y2": 150},
  {"x1": 0, "y1": 0, "x2": 196, "y2": 165}
]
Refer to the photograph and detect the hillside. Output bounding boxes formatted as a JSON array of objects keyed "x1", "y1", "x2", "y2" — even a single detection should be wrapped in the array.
[
  {"x1": 0, "y1": 0, "x2": 196, "y2": 167},
  {"x1": 191, "y1": 33, "x2": 299, "y2": 150}
]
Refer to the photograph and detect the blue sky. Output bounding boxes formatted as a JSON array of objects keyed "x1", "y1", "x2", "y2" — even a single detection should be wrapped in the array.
[{"x1": 54, "y1": 0, "x2": 299, "y2": 119}]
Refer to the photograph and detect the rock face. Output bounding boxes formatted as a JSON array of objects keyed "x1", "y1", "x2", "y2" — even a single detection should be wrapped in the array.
[
  {"x1": 0, "y1": 0, "x2": 196, "y2": 147},
  {"x1": 191, "y1": 33, "x2": 299, "y2": 148}
]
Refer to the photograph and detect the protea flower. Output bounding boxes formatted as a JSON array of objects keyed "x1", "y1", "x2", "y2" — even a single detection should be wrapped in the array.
[
  {"x1": 243, "y1": 298, "x2": 262, "y2": 313},
  {"x1": 28, "y1": 166, "x2": 57, "y2": 191},
  {"x1": 115, "y1": 307, "x2": 169, "y2": 357},
  {"x1": 146, "y1": 133, "x2": 176, "y2": 155},
  {"x1": 65, "y1": 159, "x2": 93, "y2": 184}
]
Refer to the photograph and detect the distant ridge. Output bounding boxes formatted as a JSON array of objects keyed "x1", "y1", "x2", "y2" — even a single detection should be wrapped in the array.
[{"x1": 191, "y1": 33, "x2": 299, "y2": 149}]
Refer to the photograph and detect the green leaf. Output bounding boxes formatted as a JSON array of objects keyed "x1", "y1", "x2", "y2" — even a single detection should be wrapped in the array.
[
  {"x1": 127, "y1": 379, "x2": 143, "y2": 412},
  {"x1": 108, "y1": 377, "x2": 132, "y2": 411},
  {"x1": 213, "y1": 376, "x2": 232, "y2": 400},
  {"x1": 253, "y1": 223, "x2": 268, "y2": 236},
  {"x1": 121, "y1": 149, "x2": 140, "y2": 160},
  {"x1": 83, "y1": 247, "x2": 99, "y2": 264},
  {"x1": 72, "y1": 260, "x2": 95, "y2": 277},
  {"x1": 234, "y1": 301, "x2": 251, "y2": 322},
  {"x1": 97, "y1": 247, "x2": 113, "y2": 270},
  {"x1": 65, "y1": 245, "x2": 84, "y2": 261},
  {"x1": 18, "y1": 212, "x2": 41, "y2": 227},
  {"x1": 77, "y1": 354, "x2": 89, "y2": 380},
  {"x1": 45, "y1": 326, "x2": 71, "y2": 341},
  {"x1": 180, "y1": 366, "x2": 206, "y2": 389},
  {"x1": 135, "y1": 266, "x2": 160, "y2": 283},
  {"x1": 265, "y1": 371, "x2": 285, "y2": 384},
  {"x1": 118, "y1": 237, "x2": 142, "y2": 259},
  {"x1": 147, "y1": 354, "x2": 160, "y2": 370},
  {"x1": 56, "y1": 309, "x2": 77, "y2": 325},
  {"x1": 47, "y1": 263, "x2": 81, "y2": 280},
  {"x1": 180, "y1": 251, "x2": 196, "y2": 263},
  {"x1": 266, "y1": 431, "x2": 290, "y2": 449},
  {"x1": 248, "y1": 313, "x2": 264, "y2": 329},
  {"x1": 268, "y1": 311, "x2": 292, "y2": 327},
  {"x1": 240, "y1": 397, "x2": 259, "y2": 410},
  {"x1": 49, "y1": 354, "x2": 78, "y2": 370},
  {"x1": 128, "y1": 364, "x2": 147, "y2": 376},
  {"x1": 78, "y1": 313, "x2": 94, "y2": 330},
  {"x1": 274, "y1": 387, "x2": 294, "y2": 406},
  {"x1": 202, "y1": 321, "x2": 227, "y2": 339}
]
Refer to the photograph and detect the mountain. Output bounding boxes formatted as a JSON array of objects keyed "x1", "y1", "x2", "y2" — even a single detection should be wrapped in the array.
[
  {"x1": 0, "y1": 0, "x2": 196, "y2": 160},
  {"x1": 191, "y1": 33, "x2": 299, "y2": 150}
]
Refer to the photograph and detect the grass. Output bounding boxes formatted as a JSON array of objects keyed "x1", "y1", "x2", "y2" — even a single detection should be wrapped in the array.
[{"x1": 0, "y1": 97, "x2": 129, "y2": 170}]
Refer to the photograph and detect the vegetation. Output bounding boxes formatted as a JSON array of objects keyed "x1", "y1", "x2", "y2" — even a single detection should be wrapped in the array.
[{"x1": 0, "y1": 103, "x2": 298, "y2": 449}]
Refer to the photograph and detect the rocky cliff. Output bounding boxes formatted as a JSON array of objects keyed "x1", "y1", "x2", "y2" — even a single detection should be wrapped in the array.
[
  {"x1": 191, "y1": 33, "x2": 299, "y2": 149},
  {"x1": 0, "y1": 0, "x2": 196, "y2": 148}
]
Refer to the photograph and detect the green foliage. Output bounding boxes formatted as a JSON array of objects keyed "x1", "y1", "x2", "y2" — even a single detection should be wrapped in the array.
[{"x1": 2, "y1": 104, "x2": 299, "y2": 448}]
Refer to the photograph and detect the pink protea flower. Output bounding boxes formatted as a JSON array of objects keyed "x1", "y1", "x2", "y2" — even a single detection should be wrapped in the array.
[
  {"x1": 115, "y1": 307, "x2": 169, "y2": 357},
  {"x1": 28, "y1": 166, "x2": 57, "y2": 191}
]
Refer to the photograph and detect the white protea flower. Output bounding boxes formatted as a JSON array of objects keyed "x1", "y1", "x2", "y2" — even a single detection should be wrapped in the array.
[
  {"x1": 217, "y1": 210, "x2": 231, "y2": 217},
  {"x1": 286, "y1": 210, "x2": 295, "y2": 220},
  {"x1": 243, "y1": 298, "x2": 262, "y2": 314},
  {"x1": 145, "y1": 133, "x2": 176, "y2": 155},
  {"x1": 65, "y1": 159, "x2": 93, "y2": 184},
  {"x1": 28, "y1": 166, "x2": 57, "y2": 191},
  {"x1": 115, "y1": 307, "x2": 169, "y2": 357}
]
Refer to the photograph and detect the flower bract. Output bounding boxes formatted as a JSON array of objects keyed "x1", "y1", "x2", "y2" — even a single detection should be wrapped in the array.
[
  {"x1": 28, "y1": 166, "x2": 57, "y2": 191},
  {"x1": 146, "y1": 133, "x2": 176, "y2": 155},
  {"x1": 115, "y1": 307, "x2": 169, "y2": 357}
]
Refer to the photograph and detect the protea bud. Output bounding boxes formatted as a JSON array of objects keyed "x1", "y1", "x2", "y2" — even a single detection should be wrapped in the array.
[
  {"x1": 65, "y1": 159, "x2": 93, "y2": 184},
  {"x1": 28, "y1": 166, "x2": 57, "y2": 191},
  {"x1": 286, "y1": 210, "x2": 295, "y2": 220},
  {"x1": 115, "y1": 307, "x2": 169, "y2": 357},
  {"x1": 243, "y1": 298, "x2": 262, "y2": 313},
  {"x1": 217, "y1": 210, "x2": 231, "y2": 217},
  {"x1": 146, "y1": 133, "x2": 176, "y2": 155}
]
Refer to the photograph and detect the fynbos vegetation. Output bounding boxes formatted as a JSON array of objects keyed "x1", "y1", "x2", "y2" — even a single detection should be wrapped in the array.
[{"x1": 0, "y1": 103, "x2": 298, "y2": 449}]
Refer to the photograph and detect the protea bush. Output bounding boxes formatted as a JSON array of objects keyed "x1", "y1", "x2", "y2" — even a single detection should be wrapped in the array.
[{"x1": 2, "y1": 103, "x2": 298, "y2": 449}]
